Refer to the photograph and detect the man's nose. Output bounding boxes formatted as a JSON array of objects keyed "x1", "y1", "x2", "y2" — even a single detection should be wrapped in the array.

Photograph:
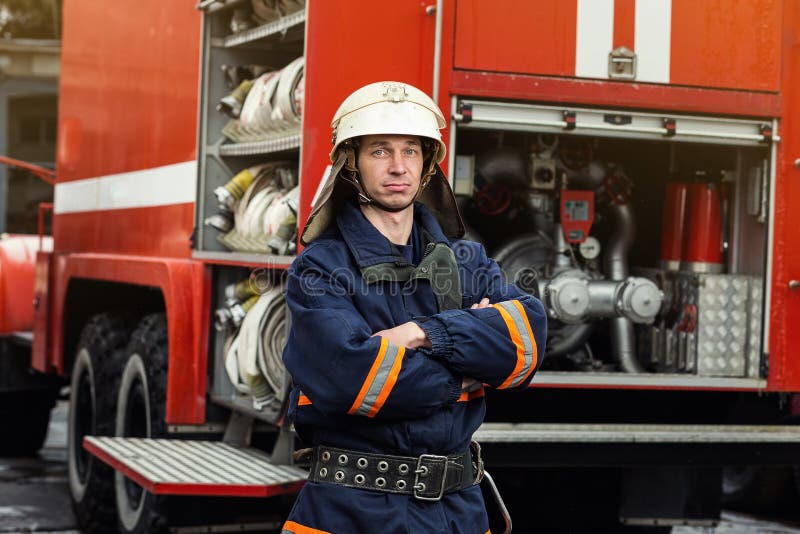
[{"x1": 388, "y1": 152, "x2": 407, "y2": 174}]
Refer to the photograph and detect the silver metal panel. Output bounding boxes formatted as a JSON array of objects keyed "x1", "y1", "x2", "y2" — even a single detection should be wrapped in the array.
[
  {"x1": 86, "y1": 436, "x2": 307, "y2": 486},
  {"x1": 473, "y1": 423, "x2": 800, "y2": 444},
  {"x1": 219, "y1": 10, "x2": 306, "y2": 48},
  {"x1": 191, "y1": 250, "x2": 294, "y2": 267},
  {"x1": 218, "y1": 132, "x2": 302, "y2": 156},
  {"x1": 671, "y1": 273, "x2": 751, "y2": 377},
  {"x1": 456, "y1": 99, "x2": 776, "y2": 146},
  {"x1": 746, "y1": 277, "x2": 764, "y2": 378},
  {"x1": 532, "y1": 371, "x2": 765, "y2": 389},
  {"x1": 763, "y1": 118, "x2": 780, "y2": 363}
]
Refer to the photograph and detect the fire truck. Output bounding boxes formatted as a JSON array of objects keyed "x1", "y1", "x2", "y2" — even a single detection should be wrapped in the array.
[{"x1": 2, "y1": 0, "x2": 800, "y2": 532}]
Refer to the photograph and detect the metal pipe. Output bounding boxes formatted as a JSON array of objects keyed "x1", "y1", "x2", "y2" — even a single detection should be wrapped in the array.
[
  {"x1": 604, "y1": 202, "x2": 646, "y2": 373},
  {"x1": 431, "y1": 0, "x2": 443, "y2": 105},
  {"x1": 538, "y1": 276, "x2": 662, "y2": 324}
]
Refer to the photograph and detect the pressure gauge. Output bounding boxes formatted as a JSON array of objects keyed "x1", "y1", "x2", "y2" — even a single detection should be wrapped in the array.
[{"x1": 578, "y1": 236, "x2": 601, "y2": 260}]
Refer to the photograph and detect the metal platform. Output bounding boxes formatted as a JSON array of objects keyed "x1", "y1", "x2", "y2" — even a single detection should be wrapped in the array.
[
  {"x1": 474, "y1": 423, "x2": 800, "y2": 443},
  {"x1": 84, "y1": 436, "x2": 307, "y2": 497},
  {"x1": 473, "y1": 423, "x2": 800, "y2": 467}
]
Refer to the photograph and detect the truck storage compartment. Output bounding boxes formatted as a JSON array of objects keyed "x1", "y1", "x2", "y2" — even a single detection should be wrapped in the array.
[
  {"x1": 195, "y1": 1, "x2": 305, "y2": 263},
  {"x1": 451, "y1": 98, "x2": 774, "y2": 388},
  {"x1": 193, "y1": 2, "x2": 306, "y2": 421}
]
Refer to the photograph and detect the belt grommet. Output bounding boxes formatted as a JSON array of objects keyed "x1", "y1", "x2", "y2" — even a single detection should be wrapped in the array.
[
  {"x1": 319, "y1": 467, "x2": 328, "y2": 478},
  {"x1": 375, "y1": 477, "x2": 386, "y2": 488},
  {"x1": 396, "y1": 480, "x2": 407, "y2": 490},
  {"x1": 338, "y1": 454, "x2": 349, "y2": 465},
  {"x1": 377, "y1": 461, "x2": 389, "y2": 472},
  {"x1": 335, "y1": 470, "x2": 345, "y2": 482},
  {"x1": 398, "y1": 463, "x2": 409, "y2": 475},
  {"x1": 415, "y1": 482, "x2": 426, "y2": 492},
  {"x1": 357, "y1": 457, "x2": 368, "y2": 469},
  {"x1": 354, "y1": 473, "x2": 366, "y2": 485},
  {"x1": 417, "y1": 465, "x2": 428, "y2": 477},
  {"x1": 321, "y1": 451, "x2": 331, "y2": 462}
]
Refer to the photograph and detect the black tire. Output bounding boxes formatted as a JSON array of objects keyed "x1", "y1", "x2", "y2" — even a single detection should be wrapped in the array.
[
  {"x1": 68, "y1": 313, "x2": 132, "y2": 534},
  {"x1": 0, "y1": 393, "x2": 53, "y2": 456},
  {"x1": 115, "y1": 313, "x2": 169, "y2": 534}
]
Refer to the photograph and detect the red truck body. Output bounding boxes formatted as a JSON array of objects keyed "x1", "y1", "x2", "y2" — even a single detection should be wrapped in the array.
[{"x1": 14, "y1": 0, "x2": 800, "y2": 530}]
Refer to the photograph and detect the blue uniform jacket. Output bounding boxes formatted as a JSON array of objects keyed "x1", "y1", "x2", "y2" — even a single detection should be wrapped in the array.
[{"x1": 281, "y1": 200, "x2": 547, "y2": 533}]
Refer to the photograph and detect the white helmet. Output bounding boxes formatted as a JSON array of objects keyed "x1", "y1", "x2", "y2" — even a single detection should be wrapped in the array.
[
  {"x1": 301, "y1": 81, "x2": 463, "y2": 245},
  {"x1": 329, "y1": 81, "x2": 447, "y2": 163}
]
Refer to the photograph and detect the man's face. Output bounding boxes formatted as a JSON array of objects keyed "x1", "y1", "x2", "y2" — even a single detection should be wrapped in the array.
[{"x1": 356, "y1": 134, "x2": 424, "y2": 211}]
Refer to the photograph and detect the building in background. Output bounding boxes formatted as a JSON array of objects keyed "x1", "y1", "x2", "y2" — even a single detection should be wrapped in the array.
[{"x1": 0, "y1": 0, "x2": 60, "y2": 233}]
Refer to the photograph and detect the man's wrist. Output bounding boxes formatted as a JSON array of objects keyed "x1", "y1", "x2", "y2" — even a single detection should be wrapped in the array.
[{"x1": 412, "y1": 317, "x2": 453, "y2": 358}]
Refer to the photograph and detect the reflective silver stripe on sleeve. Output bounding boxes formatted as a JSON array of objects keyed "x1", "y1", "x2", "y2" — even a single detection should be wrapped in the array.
[
  {"x1": 497, "y1": 300, "x2": 535, "y2": 388},
  {"x1": 353, "y1": 342, "x2": 402, "y2": 417}
]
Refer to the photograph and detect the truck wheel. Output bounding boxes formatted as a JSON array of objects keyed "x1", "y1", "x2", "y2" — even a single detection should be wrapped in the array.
[
  {"x1": 68, "y1": 314, "x2": 132, "y2": 534},
  {"x1": 115, "y1": 313, "x2": 169, "y2": 534}
]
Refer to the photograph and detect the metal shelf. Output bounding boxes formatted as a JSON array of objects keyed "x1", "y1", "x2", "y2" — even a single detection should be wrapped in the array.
[
  {"x1": 533, "y1": 371, "x2": 765, "y2": 390},
  {"x1": 217, "y1": 132, "x2": 301, "y2": 156},
  {"x1": 218, "y1": 10, "x2": 306, "y2": 48},
  {"x1": 193, "y1": 250, "x2": 295, "y2": 268}
]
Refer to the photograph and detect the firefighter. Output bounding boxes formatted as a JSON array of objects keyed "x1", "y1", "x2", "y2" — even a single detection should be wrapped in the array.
[{"x1": 281, "y1": 81, "x2": 547, "y2": 534}]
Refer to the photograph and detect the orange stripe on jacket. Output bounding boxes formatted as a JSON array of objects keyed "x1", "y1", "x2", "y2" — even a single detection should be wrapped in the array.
[
  {"x1": 281, "y1": 520, "x2": 330, "y2": 534},
  {"x1": 511, "y1": 299, "x2": 538, "y2": 384},
  {"x1": 457, "y1": 386, "x2": 486, "y2": 402},
  {"x1": 367, "y1": 345, "x2": 404, "y2": 418},
  {"x1": 348, "y1": 337, "x2": 389, "y2": 415},
  {"x1": 492, "y1": 302, "x2": 527, "y2": 389},
  {"x1": 298, "y1": 394, "x2": 312, "y2": 406}
]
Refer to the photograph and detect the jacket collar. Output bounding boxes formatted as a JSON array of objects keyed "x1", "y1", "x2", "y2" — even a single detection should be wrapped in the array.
[{"x1": 336, "y1": 200, "x2": 450, "y2": 269}]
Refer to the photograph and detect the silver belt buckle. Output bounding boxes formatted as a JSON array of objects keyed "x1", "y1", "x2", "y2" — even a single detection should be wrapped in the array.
[{"x1": 413, "y1": 454, "x2": 448, "y2": 501}]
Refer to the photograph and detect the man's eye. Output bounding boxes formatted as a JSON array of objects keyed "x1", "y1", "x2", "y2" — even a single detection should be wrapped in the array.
[
  {"x1": 405, "y1": 148, "x2": 418, "y2": 155},
  {"x1": 373, "y1": 149, "x2": 385, "y2": 156}
]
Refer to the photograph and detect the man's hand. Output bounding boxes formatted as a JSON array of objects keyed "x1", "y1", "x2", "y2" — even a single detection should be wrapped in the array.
[
  {"x1": 471, "y1": 297, "x2": 490, "y2": 309},
  {"x1": 372, "y1": 321, "x2": 431, "y2": 349}
]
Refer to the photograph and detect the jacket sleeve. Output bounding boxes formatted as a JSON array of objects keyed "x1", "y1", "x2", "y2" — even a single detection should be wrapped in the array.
[
  {"x1": 414, "y1": 242, "x2": 548, "y2": 390},
  {"x1": 282, "y1": 248, "x2": 462, "y2": 421}
]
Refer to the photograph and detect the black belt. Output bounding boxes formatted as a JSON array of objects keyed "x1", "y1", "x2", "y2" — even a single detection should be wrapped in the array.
[{"x1": 308, "y1": 444, "x2": 482, "y2": 501}]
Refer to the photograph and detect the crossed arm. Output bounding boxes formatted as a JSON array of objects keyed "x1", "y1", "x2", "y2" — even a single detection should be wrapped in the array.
[
  {"x1": 283, "y1": 246, "x2": 547, "y2": 421},
  {"x1": 373, "y1": 298, "x2": 492, "y2": 390}
]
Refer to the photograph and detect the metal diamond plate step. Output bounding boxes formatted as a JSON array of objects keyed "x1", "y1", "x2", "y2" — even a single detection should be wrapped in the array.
[{"x1": 84, "y1": 436, "x2": 307, "y2": 497}]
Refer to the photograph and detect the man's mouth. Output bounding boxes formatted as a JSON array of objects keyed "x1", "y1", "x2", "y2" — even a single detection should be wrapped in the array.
[{"x1": 384, "y1": 183, "x2": 411, "y2": 192}]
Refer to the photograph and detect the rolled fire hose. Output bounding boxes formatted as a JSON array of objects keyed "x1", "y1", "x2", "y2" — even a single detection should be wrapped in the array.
[
  {"x1": 233, "y1": 164, "x2": 297, "y2": 239},
  {"x1": 251, "y1": 0, "x2": 281, "y2": 23},
  {"x1": 217, "y1": 79, "x2": 254, "y2": 119},
  {"x1": 252, "y1": 0, "x2": 306, "y2": 23},
  {"x1": 216, "y1": 294, "x2": 260, "y2": 331},
  {"x1": 263, "y1": 185, "x2": 299, "y2": 236},
  {"x1": 238, "y1": 70, "x2": 281, "y2": 137},
  {"x1": 223, "y1": 56, "x2": 304, "y2": 143},
  {"x1": 270, "y1": 57, "x2": 304, "y2": 129},
  {"x1": 215, "y1": 277, "x2": 264, "y2": 331},
  {"x1": 205, "y1": 163, "x2": 276, "y2": 233},
  {"x1": 224, "y1": 285, "x2": 287, "y2": 409}
]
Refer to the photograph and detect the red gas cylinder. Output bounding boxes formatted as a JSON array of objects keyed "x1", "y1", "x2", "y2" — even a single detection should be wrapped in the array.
[
  {"x1": 681, "y1": 183, "x2": 723, "y2": 273},
  {"x1": 659, "y1": 182, "x2": 688, "y2": 271}
]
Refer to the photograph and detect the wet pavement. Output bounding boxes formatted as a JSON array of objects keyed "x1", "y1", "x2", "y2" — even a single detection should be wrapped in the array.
[
  {"x1": 1, "y1": 401, "x2": 800, "y2": 533},
  {"x1": 0, "y1": 401, "x2": 77, "y2": 533}
]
